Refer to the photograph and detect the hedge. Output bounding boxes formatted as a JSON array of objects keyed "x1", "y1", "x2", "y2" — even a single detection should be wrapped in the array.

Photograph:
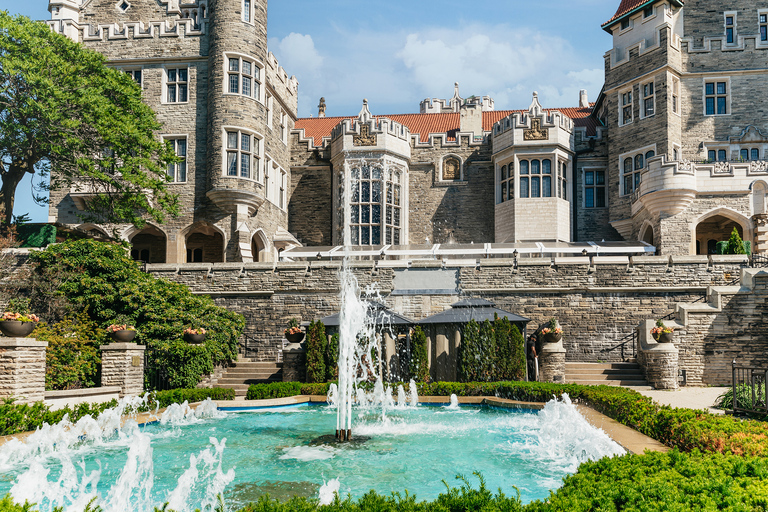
[{"x1": 0, "y1": 388, "x2": 234, "y2": 436}]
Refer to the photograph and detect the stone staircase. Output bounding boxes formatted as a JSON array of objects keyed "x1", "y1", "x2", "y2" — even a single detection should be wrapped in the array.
[
  {"x1": 217, "y1": 359, "x2": 283, "y2": 397},
  {"x1": 564, "y1": 361, "x2": 650, "y2": 388}
]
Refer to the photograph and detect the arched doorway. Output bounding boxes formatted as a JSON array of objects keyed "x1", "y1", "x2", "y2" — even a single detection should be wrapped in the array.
[
  {"x1": 184, "y1": 223, "x2": 225, "y2": 263},
  {"x1": 251, "y1": 230, "x2": 270, "y2": 262},
  {"x1": 752, "y1": 181, "x2": 768, "y2": 216},
  {"x1": 639, "y1": 223, "x2": 654, "y2": 247},
  {"x1": 695, "y1": 214, "x2": 745, "y2": 255},
  {"x1": 129, "y1": 225, "x2": 167, "y2": 263}
]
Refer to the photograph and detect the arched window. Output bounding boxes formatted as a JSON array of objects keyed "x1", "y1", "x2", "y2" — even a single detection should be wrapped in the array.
[
  {"x1": 542, "y1": 159, "x2": 552, "y2": 197},
  {"x1": 530, "y1": 160, "x2": 541, "y2": 197},
  {"x1": 442, "y1": 156, "x2": 461, "y2": 181},
  {"x1": 634, "y1": 154, "x2": 644, "y2": 170},
  {"x1": 623, "y1": 158, "x2": 633, "y2": 195},
  {"x1": 645, "y1": 150, "x2": 655, "y2": 161},
  {"x1": 500, "y1": 164, "x2": 514, "y2": 204},
  {"x1": 520, "y1": 160, "x2": 529, "y2": 198}
]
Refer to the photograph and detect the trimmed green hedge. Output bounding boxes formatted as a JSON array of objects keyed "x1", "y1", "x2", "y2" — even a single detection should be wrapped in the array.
[
  {"x1": 0, "y1": 388, "x2": 235, "y2": 436},
  {"x1": 246, "y1": 382, "x2": 331, "y2": 400}
]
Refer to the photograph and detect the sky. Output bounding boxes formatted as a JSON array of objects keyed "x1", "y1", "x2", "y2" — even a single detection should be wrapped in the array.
[{"x1": 0, "y1": 0, "x2": 620, "y2": 221}]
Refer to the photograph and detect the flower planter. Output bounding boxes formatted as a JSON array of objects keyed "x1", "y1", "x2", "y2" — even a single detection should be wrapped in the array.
[
  {"x1": 184, "y1": 332, "x2": 206, "y2": 344},
  {"x1": 109, "y1": 329, "x2": 136, "y2": 343},
  {"x1": 0, "y1": 320, "x2": 37, "y2": 337},
  {"x1": 285, "y1": 332, "x2": 305, "y2": 343},
  {"x1": 654, "y1": 331, "x2": 674, "y2": 343},
  {"x1": 542, "y1": 332, "x2": 562, "y2": 343}
]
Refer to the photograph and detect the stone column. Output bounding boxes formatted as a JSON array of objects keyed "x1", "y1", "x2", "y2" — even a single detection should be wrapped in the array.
[
  {"x1": 539, "y1": 339, "x2": 566, "y2": 383},
  {"x1": 100, "y1": 343, "x2": 146, "y2": 397},
  {"x1": 636, "y1": 320, "x2": 679, "y2": 390},
  {"x1": 282, "y1": 343, "x2": 306, "y2": 382},
  {"x1": 0, "y1": 338, "x2": 48, "y2": 403}
]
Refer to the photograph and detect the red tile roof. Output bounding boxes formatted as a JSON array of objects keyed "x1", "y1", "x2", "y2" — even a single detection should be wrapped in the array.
[
  {"x1": 295, "y1": 106, "x2": 597, "y2": 148},
  {"x1": 602, "y1": 0, "x2": 683, "y2": 31}
]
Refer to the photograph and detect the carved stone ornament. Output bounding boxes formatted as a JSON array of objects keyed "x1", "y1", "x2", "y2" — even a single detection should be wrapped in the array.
[
  {"x1": 353, "y1": 124, "x2": 377, "y2": 146},
  {"x1": 443, "y1": 157, "x2": 460, "y2": 180},
  {"x1": 678, "y1": 159, "x2": 694, "y2": 172},
  {"x1": 524, "y1": 118, "x2": 549, "y2": 141},
  {"x1": 750, "y1": 160, "x2": 768, "y2": 173},
  {"x1": 713, "y1": 161, "x2": 732, "y2": 174}
]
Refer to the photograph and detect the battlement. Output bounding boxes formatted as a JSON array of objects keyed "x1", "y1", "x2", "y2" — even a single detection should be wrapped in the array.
[
  {"x1": 47, "y1": 17, "x2": 206, "y2": 42},
  {"x1": 266, "y1": 51, "x2": 299, "y2": 116},
  {"x1": 331, "y1": 117, "x2": 411, "y2": 144}
]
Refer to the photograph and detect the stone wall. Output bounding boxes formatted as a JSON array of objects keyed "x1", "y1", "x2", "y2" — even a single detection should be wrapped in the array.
[
  {"x1": 147, "y1": 256, "x2": 745, "y2": 364},
  {"x1": 0, "y1": 338, "x2": 47, "y2": 403},
  {"x1": 101, "y1": 343, "x2": 146, "y2": 397}
]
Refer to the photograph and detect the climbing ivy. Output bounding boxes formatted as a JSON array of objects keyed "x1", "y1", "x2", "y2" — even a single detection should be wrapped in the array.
[
  {"x1": 409, "y1": 326, "x2": 430, "y2": 383},
  {"x1": 305, "y1": 320, "x2": 327, "y2": 383}
]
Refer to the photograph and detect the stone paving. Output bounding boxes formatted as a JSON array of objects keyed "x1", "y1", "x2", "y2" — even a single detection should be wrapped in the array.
[{"x1": 636, "y1": 385, "x2": 728, "y2": 415}]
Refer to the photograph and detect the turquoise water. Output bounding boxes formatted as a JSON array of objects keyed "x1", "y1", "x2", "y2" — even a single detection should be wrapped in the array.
[{"x1": 0, "y1": 399, "x2": 625, "y2": 511}]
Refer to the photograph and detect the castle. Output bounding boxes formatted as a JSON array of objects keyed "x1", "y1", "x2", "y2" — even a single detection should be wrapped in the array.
[{"x1": 46, "y1": 0, "x2": 768, "y2": 262}]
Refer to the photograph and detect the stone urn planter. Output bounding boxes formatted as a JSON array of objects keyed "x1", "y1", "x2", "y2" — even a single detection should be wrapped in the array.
[
  {"x1": 184, "y1": 332, "x2": 206, "y2": 344},
  {"x1": 285, "y1": 331, "x2": 305, "y2": 343},
  {"x1": 109, "y1": 329, "x2": 136, "y2": 343},
  {"x1": 654, "y1": 331, "x2": 674, "y2": 343},
  {"x1": 0, "y1": 320, "x2": 37, "y2": 337},
  {"x1": 542, "y1": 332, "x2": 562, "y2": 343}
]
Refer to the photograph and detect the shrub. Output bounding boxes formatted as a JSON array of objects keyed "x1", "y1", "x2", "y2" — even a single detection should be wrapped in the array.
[
  {"x1": 493, "y1": 318, "x2": 526, "y2": 382},
  {"x1": 724, "y1": 226, "x2": 750, "y2": 255},
  {"x1": 409, "y1": 326, "x2": 429, "y2": 383},
  {"x1": 35, "y1": 313, "x2": 102, "y2": 390},
  {"x1": 716, "y1": 383, "x2": 767, "y2": 412},
  {"x1": 305, "y1": 320, "x2": 327, "y2": 383},
  {"x1": 148, "y1": 387, "x2": 235, "y2": 408},
  {"x1": 29, "y1": 240, "x2": 245, "y2": 388},
  {"x1": 246, "y1": 382, "x2": 303, "y2": 400},
  {"x1": 325, "y1": 333, "x2": 339, "y2": 381}
]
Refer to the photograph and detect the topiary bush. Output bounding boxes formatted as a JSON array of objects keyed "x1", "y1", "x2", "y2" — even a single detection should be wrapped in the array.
[
  {"x1": 28, "y1": 239, "x2": 245, "y2": 388},
  {"x1": 304, "y1": 320, "x2": 327, "y2": 383},
  {"x1": 409, "y1": 326, "x2": 429, "y2": 383}
]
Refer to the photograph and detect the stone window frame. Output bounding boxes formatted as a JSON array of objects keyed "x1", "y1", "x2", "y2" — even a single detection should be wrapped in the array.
[
  {"x1": 438, "y1": 154, "x2": 464, "y2": 182},
  {"x1": 724, "y1": 11, "x2": 737, "y2": 45},
  {"x1": 119, "y1": 66, "x2": 142, "y2": 88},
  {"x1": 640, "y1": 80, "x2": 655, "y2": 119},
  {"x1": 280, "y1": 111, "x2": 288, "y2": 145},
  {"x1": 222, "y1": 52, "x2": 264, "y2": 103},
  {"x1": 558, "y1": 160, "x2": 568, "y2": 200},
  {"x1": 222, "y1": 126, "x2": 263, "y2": 181},
  {"x1": 672, "y1": 143, "x2": 681, "y2": 162},
  {"x1": 266, "y1": 92, "x2": 273, "y2": 128},
  {"x1": 263, "y1": 154, "x2": 285, "y2": 208},
  {"x1": 279, "y1": 168, "x2": 287, "y2": 210},
  {"x1": 619, "y1": 144, "x2": 656, "y2": 197},
  {"x1": 115, "y1": 0, "x2": 131, "y2": 12},
  {"x1": 517, "y1": 156, "x2": 554, "y2": 199},
  {"x1": 582, "y1": 167, "x2": 606, "y2": 209},
  {"x1": 706, "y1": 147, "x2": 729, "y2": 163},
  {"x1": 618, "y1": 86, "x2": 633, "y2": 126},
  {"x1": 703, "y1": 77, "x2": 730, "y2": 117},
  {"x1": 163, "y1": 134, "x2": 188, "y2": 183},
  {"x1": 759, "y1": 10, "x2": 768, "y2": 44},
  {"x1": 620, "y1": 17, "x2": 630, "y2": 32},
  {"x1": 497, "y1": 160, "x2": 514, "y2": 204},
  {"x1": 242, "y1": 0, "x2": 255, "y2": 25},
  {"x1": 641, "y1": 4, "x2": 657, "y2": 24},
  {"x1": 162, "y1": 65, "x2": 188, "y2": 104},
  {"x1": 670, "y1": 75, "x2": 680, "y2": 116}
]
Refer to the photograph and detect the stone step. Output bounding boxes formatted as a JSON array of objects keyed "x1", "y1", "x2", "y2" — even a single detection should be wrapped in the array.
[
  {"x1": 232, "y1": 362, "x2": 282, "y2": 369},
  {"x1": 565, "y1": 362, "x2": 641, "y2": 370},
  {"x1": 566, "y1": 368, "x2": 644, "y2": 376},
  {"x1": 222, "y1": 369, "x2": 282, "y2": 378},
  {"x1": 218, "y1": 377, "x2": 282, "y2": 385},
  {"x1": 565, "y1": 373, "x2": 645, "y2": 381},
  {"x1": 564, "y1": 379, "x2": 650, "y2": 386}
]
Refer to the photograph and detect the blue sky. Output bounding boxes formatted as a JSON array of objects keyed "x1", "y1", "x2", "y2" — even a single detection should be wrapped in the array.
[{"x1": 1, "y1": 0, "x2": 620, "y2": 221}]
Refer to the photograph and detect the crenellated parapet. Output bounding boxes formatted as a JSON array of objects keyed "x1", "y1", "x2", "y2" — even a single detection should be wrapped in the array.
[
  {"x1": 266, "y1": 51, "x2": 299, "y2": 117},
  {"x1": 330, "y1": 100, "x2": 412, "y2": 160},
  {"x1": 492, "y1": 93, "x2": 574, "y2": 152}
]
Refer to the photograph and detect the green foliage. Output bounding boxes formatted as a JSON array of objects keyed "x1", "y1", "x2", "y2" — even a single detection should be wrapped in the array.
[
  {"x1": 409, "y1": 326, "x2": 430, "y2": 383},
  {"x1": 147, "y1": 387, "x2": 235, "y2": 408},
  {"x1": 459, "y1": 319, "x2": 525, "y2": 382},
  {"x1": 725, "y1": 227, "x2": 749, "y2": 255},
  {"x1": 716, "y1": 384, "x2": 767, "y2": 413},
  {"x1": 325, "y1": 333, "x2": 339, "y2": 381},
  {"x1": 526, "y1": 450, "x2": 768, "y2": 512},
  {"x1": 458, "y1": 320, "x2": 480, "y2": 382},
  {"x1": 247, "y1": 382, "x2": 303, "y2": 400},
  {"x1": 305, "y1": 320, "x2": 327, "y2": 383},
  {"x1": 0, "y1": 12, "x2": 179, "y2": 227},
  {"x1": 29, "y1": 240, "x2": 245, "y2": 388},
  {"x1": 5, "y1": 297, "x2": 30, "y2": 315},
  {"x1": 494, "y1": 320, "x2": 526, "y2": 382},
  {"x1": 35, "y1": 313, "x2": 102, "y2": 390},
  {"x1": 16, "y1": 224, "x2": 56, "y2": 248}
]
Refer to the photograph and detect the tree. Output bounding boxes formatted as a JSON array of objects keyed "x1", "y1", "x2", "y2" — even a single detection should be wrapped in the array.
[
  {"x1": 0, "y1": 13, "x2": 179, "y2": 227},
  {"x1": 725, "y1": 227, "x2": 748, "y2": 255},
  {"x1": 305, "y1": 320, "x2": 327, "y2": 383}
]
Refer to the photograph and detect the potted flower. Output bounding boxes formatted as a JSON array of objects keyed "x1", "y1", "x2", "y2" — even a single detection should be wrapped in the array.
[
  {"x1": 541, "y1": 318, "x2": 563, "y2": 343},
  {"x1": 284, "y1": 318, "x2": 304, "y2": 343},
  {"x1": 184, "y1": 326, "x2": 207, "y2": 344},
  {"x1": 106, "y1": 321, "x2": 137, "y2": 343},
  {"x1": 0, "y1": 299, "x2": 39, "y2": 337},
  {"x1": 651, "y1": 319, "x2": 674, "y2": 343}
]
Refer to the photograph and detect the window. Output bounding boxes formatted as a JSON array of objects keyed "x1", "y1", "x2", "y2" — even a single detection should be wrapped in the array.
[
  {"x1": 645, "y1": 150, "x2": 655, "y2": 162},
  {"x1": 226, "y1": 55, "x2": 259, "y2": 99},
  {"x1": 671, "y1": 77, "x2": 680, "y2": 114},
  {"x1": 718, "y1": 149, "x2": 727, "y2": 161},
  {"x1": 225, "y1": 130, "x2": 259, "y2": 179},
  {"x1": 643, "y1": 6, "x2": 653, "y2": 18},
  {"x1": 621, "y1": 18, "x2": 630, "y2": 30},
  {"x1": 280, "y1": 112, "x2": 287, "y2": 144},
  {"x1": 621, "y1": 150, "x2": 654, "y2": 196},
  {"x1": 725, "y1": 15, "x2": 735, "y2": 44},
  {"x1": 559, "y1": 162, "x2": 567, "y2": 200},
  {"x1": 166, "y1": 67, "x2": 188, "y2": 103},
  {"x1": 673, "y1": 147, "x2": 679, "y2": 161},
  {"x1": 385, "y1": 168, "x2": 402, "y2": 245},
  {"x1": 584, "y1": 170, "x2": 606, "y2": 208},
  {"x1": 542, "y1": 159, "x2": 552, "y2": 197},
  {"x1": 530, "y1": 159, "x2": 540, "y2": 197},
  {"x1": 753, "y1": 148, "x2": 761, "y2": 161},
  {"x1": 166, "y1": 137, "x2": 187, "y2": 182},
  {"x1": 642, "y1": 82, "x2": 655, "y2": 117},
  {"x1": 519, "y1": 160, "x2": 529, "y2": 198},
  {"x1": 761, "y1": 13, "x2": 767, "y2": 42},
  {"x1": 124, "y1": 69, "x2": 141, "y2": 86},
  {"x1": 623, "y1": 158, "x2": 634, "y2": 195},
  {"x1": 266, "y1": 93, "x2": 273, "y2": 128},
  {"x1": 705, "y1": 81, "x2": 728, "y2": 115},
  {"x1": 499, "y1": 164, "x2": 514, "y2": 203},
  {"x1": 279, "y1": 170, "x2": 286, "y2": 210},
  {"x1": 243, "y1": 0, "x2": 252, "y2": 23},
  {"x1": 620, "y1": 89, "x2": 633, "y2": 125},
  {"x1": 349, "y1": 164, "x2": 402, "y2": 246}
]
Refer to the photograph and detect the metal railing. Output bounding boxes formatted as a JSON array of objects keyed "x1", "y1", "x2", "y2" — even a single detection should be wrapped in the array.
[
  {"x1": 601, "y1": 330, "x2": 637, "y2": 361},
  {"x1": 239, "y1": 333, "x2": 259, "y2": 359},
  {"x1": 751, "y1": 254, "x2": 768, "y2": 268},
  {"x1": 144, "y1": 348, "x2": 172, "y2": 391},
  {"x1": 731, "y1": 360, "x2": 768, "y2": 416}
]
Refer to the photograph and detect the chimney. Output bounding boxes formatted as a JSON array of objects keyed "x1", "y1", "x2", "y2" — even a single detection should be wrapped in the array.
[
  {"x1": 579, "y1": 89, "x2": 589, "y2": 108},
  {"x1": 318, "y1": 97, "x2": 326, "y2": 118},
  {"x1": 460, "y1": 102, "x2": 483, "y2": 138}
]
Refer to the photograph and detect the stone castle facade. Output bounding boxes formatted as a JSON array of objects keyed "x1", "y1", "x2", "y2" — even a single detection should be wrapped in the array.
[{"x1": 47, "y1": 0, "x2": 768, "y2": 261}]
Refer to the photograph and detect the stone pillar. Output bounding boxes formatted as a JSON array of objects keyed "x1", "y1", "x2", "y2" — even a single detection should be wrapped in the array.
[
  {"x1": 0, "y1": 338, "x2": 48, "y2": 403},
  {"x1": 539, "y1": 339, "x2": 566, "y2": 383},
  {"x1": 636, "y1": 320, "x2": 679, "y2": 390},
  {"x1": 753, "y1": 214, "x2": 768, "y2": 254},
  {"x1": 282, "y1": 343, "x2": 306, "y2": 382},
  {"x1": 100, "y1": 343, "x2": 146, "y2": 397}
]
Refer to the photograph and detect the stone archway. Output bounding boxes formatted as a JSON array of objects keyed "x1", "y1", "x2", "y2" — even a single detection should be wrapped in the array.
[
  {"x1": 128, "y1": 225, "x2": 167, "y2": 263},
  {"x1": 693, "y1": 209, "x2": 750, "y2": 255},
  {"x1": 639, "y1": 222, "x2": 654, "y2": 247},
  {"x1": 251, "y1": 230, "x2": 270, "y2": 262},
  {"x1": 183, "y1": 223, "x2": 225, "y2": 263}
]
